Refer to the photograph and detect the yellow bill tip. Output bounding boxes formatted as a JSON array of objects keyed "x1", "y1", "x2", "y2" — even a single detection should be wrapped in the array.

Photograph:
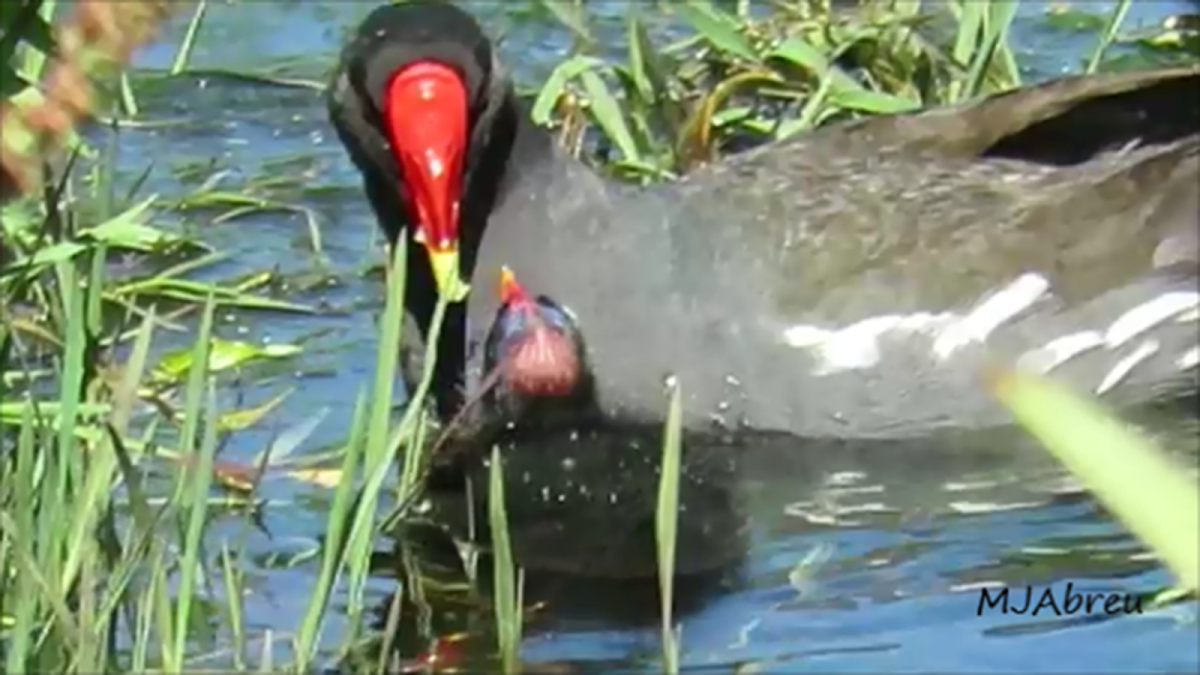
[{"x1": 428, "y1": 247, "x2": 470, "y2": 302}]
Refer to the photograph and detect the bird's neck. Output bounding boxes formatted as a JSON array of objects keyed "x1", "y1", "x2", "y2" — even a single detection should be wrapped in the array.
[
  {"x1": 488, "y1": 374, "x2": 602, "y2": 437},
  {"x1": 457, "y1": 92, "x2": 562, "y2": 278}
]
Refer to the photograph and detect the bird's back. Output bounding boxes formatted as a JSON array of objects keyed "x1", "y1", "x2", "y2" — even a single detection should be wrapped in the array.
[{"x1": 465, "y1": 66, "x2": 1200, "y2": 440}]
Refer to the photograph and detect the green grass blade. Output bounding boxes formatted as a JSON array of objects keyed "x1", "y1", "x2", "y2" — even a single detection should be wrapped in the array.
[
  {"x1": 960, "y1": 0, "x2": 1019, "y2": 100},
  {"x1": 153, "y1": 551, "x2": 177, "y2": 672},
  {"x1": 111, "y1": 304, "x2": 156, "y2": 432},
  {"x1": 220, "y1": 542, "x2": 247, "y2": 670},
  {"x1": 625, "y1": 14, "x2": 655, "y2": 104},
  {"x1": 3, "y1": 401, "x2": 40, "y2": 672},
  {"x1": 171, "y1": 0, "x2": 208, "y2": 76},
  {"x1": 1, "y1": 511, "x2": 85, "y2": 655},
  {"x1": 950, "y1": 0, "x2": 985, "y2": 72},
  {"x1": 53, "y1": 260, "x2": 83, "y2": 490},
  {"x1": 132, "y1": 550, "x2": 155, "y2": 672},
  {"x1": 119, "y1": 71, "x2": 140, "y2": 118},
  {"x1": 578, "y1": 68, "x2": 641, "y2": 163},
  {"x1": 538, "y1": 0, "x2": 593, "y2": 46},
  {"x1": 294, "y1": 388, "x2": 369, "y2": 670},
  {"x1": 335, "y1": 234, "x2": 412, "y2": 657},
  {"x1": 365, "y1": 235, "x2": 408, "y2": 476},
  {"x1": 530, "y1": 54, "x2": 603, "y2": 125},
  {"x1": 17, "y1": 0, "x2": 56, "y2": 83},
  {"x1": 1085, "y1": 0, "x2": 1132, "y2": 74},
  {"x1": 488, "y1": 445, "x2": 522, "y2": 674},
  {"x1": 989, "y1": 368, "x2": 1200, "y2": 592},
  {"x1": 676, "y1": 0, "x2": 759, "y2": 63},
  {"x1": 656, "y1": 378, "x2": 683, "y2": 675},
  {"x1": 170, "y1": 293, "x2": 218, "y2": 667}
]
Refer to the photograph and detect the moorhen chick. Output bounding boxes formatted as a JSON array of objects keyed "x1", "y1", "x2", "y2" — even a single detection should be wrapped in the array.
[
  {"x1": 428, "y1": 267, "x2": 749, "y2": 578},
  {"x1": 327, "y1": 0, "x2": 1199, "y2": 439}
]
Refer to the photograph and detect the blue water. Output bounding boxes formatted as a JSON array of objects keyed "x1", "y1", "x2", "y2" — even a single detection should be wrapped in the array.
[{"x1": 98, "y1": 0, "x2": 1200, "y2": 671}]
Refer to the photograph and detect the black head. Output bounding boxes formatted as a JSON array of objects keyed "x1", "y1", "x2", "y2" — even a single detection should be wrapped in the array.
[
  {"x1": 330, "y1": 0, "x2": 517, "y2": 299},
  {"x1": 419, "y1": 266, "x2": 593, "y2": 492},
  {"x1": 348, "y1": 1, "x2": 494, "y2": 111},
  {"x1": 482, "y1": 267, "x2": 595, "y2": 422}
]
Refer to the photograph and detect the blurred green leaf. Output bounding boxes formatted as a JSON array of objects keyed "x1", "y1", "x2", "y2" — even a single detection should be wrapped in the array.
[
  {"x1": 1042, "y1": 4, "x2": 1110, "y2": 32},
  {"x1": 625, "y1": 14, "x2": 657, "y2": 104},
  {"x1": 0, "y1": 0, "x2": 54, "y2": 97},
  {"x1": 678, "y1": 69, "x2": 781, "y2": 165},
  {"x1": 111, "y1": 276, "x2": 312, "y2": 313},
  {"x1": 990, "y1": 367, "x2": 1200, "y2": 593},
  {"x1": 1085, "y1": 0, "x2": 1132, "y2": 73},
  {"x1": 217, "y1": 387, "x2": 291, "y2": 432},
  {"x1": 656, "y1": 378, "x2": 683, "y2": 675},
  {"x1": 0, "y1": 401, "x2": 111, "y2": 424},
  {"x1": 154, "y1": 338, "x2": 302, "y2": 380},
  {"x1": 676, "y1": 1, "x2": 760, "y2": 63},
  {"x1": 767, "y1": 34, "x2": 833, "y2": 74},
  {"x1": 578, "y1": 68, "x2": 641, "y2": 163},
  {"x1": 489, "y1": 445, "x2": 523, "y2": 674},
  {"x1": 78, "y1": 197, "x2": 172, "y2": 250},
  {"x1": 769, "y1": 37, "x2": 919, "y2": 114},
  {"x1": 538, "y1": 0, "x2": 592, "y2": 47},
  {"x1": 530, "y1": 54, "x2": 603, "y2": 125},
  {"x1": 16, "y1": 241, "x2": 88, "y2": 270},
  {"x1": 830, "y1": 86, "x2": 920, "y2": 114}
]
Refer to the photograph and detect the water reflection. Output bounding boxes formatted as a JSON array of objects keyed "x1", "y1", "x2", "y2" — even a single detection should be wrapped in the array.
[
  {"x1": 105, "y1": 0, "x2": 1200, "y2": 669},
  {"x1": 358, "y1": 394, "x2": 1195, "y2": 670}
]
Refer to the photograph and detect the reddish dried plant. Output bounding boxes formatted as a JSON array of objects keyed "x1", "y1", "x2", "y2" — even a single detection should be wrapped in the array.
[{"x1": 0, "y1": 0, "x2": 175, "y2": 200}]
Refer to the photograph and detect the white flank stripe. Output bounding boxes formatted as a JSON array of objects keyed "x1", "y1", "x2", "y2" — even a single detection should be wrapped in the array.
[
  {"x1": 1096, "y1": 339, "x2": 1160, "y2": 395},
  {"x1": 1105, "y1": 291, "x2": 1199, "y2": 348}
]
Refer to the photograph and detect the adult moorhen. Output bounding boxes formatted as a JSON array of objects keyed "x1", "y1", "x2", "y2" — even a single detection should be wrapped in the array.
[
  {"x1": 327, "y1": 0, "x2": 1199, "y2": 438},
  {"x1": 424, "y1": 265, "x2": 1177, "y2": 580}
]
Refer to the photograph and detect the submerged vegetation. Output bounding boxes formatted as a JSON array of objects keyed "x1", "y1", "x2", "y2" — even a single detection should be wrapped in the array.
[{"x1": 1, "y1": 0, "x2": 1197, "y2": 672}]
